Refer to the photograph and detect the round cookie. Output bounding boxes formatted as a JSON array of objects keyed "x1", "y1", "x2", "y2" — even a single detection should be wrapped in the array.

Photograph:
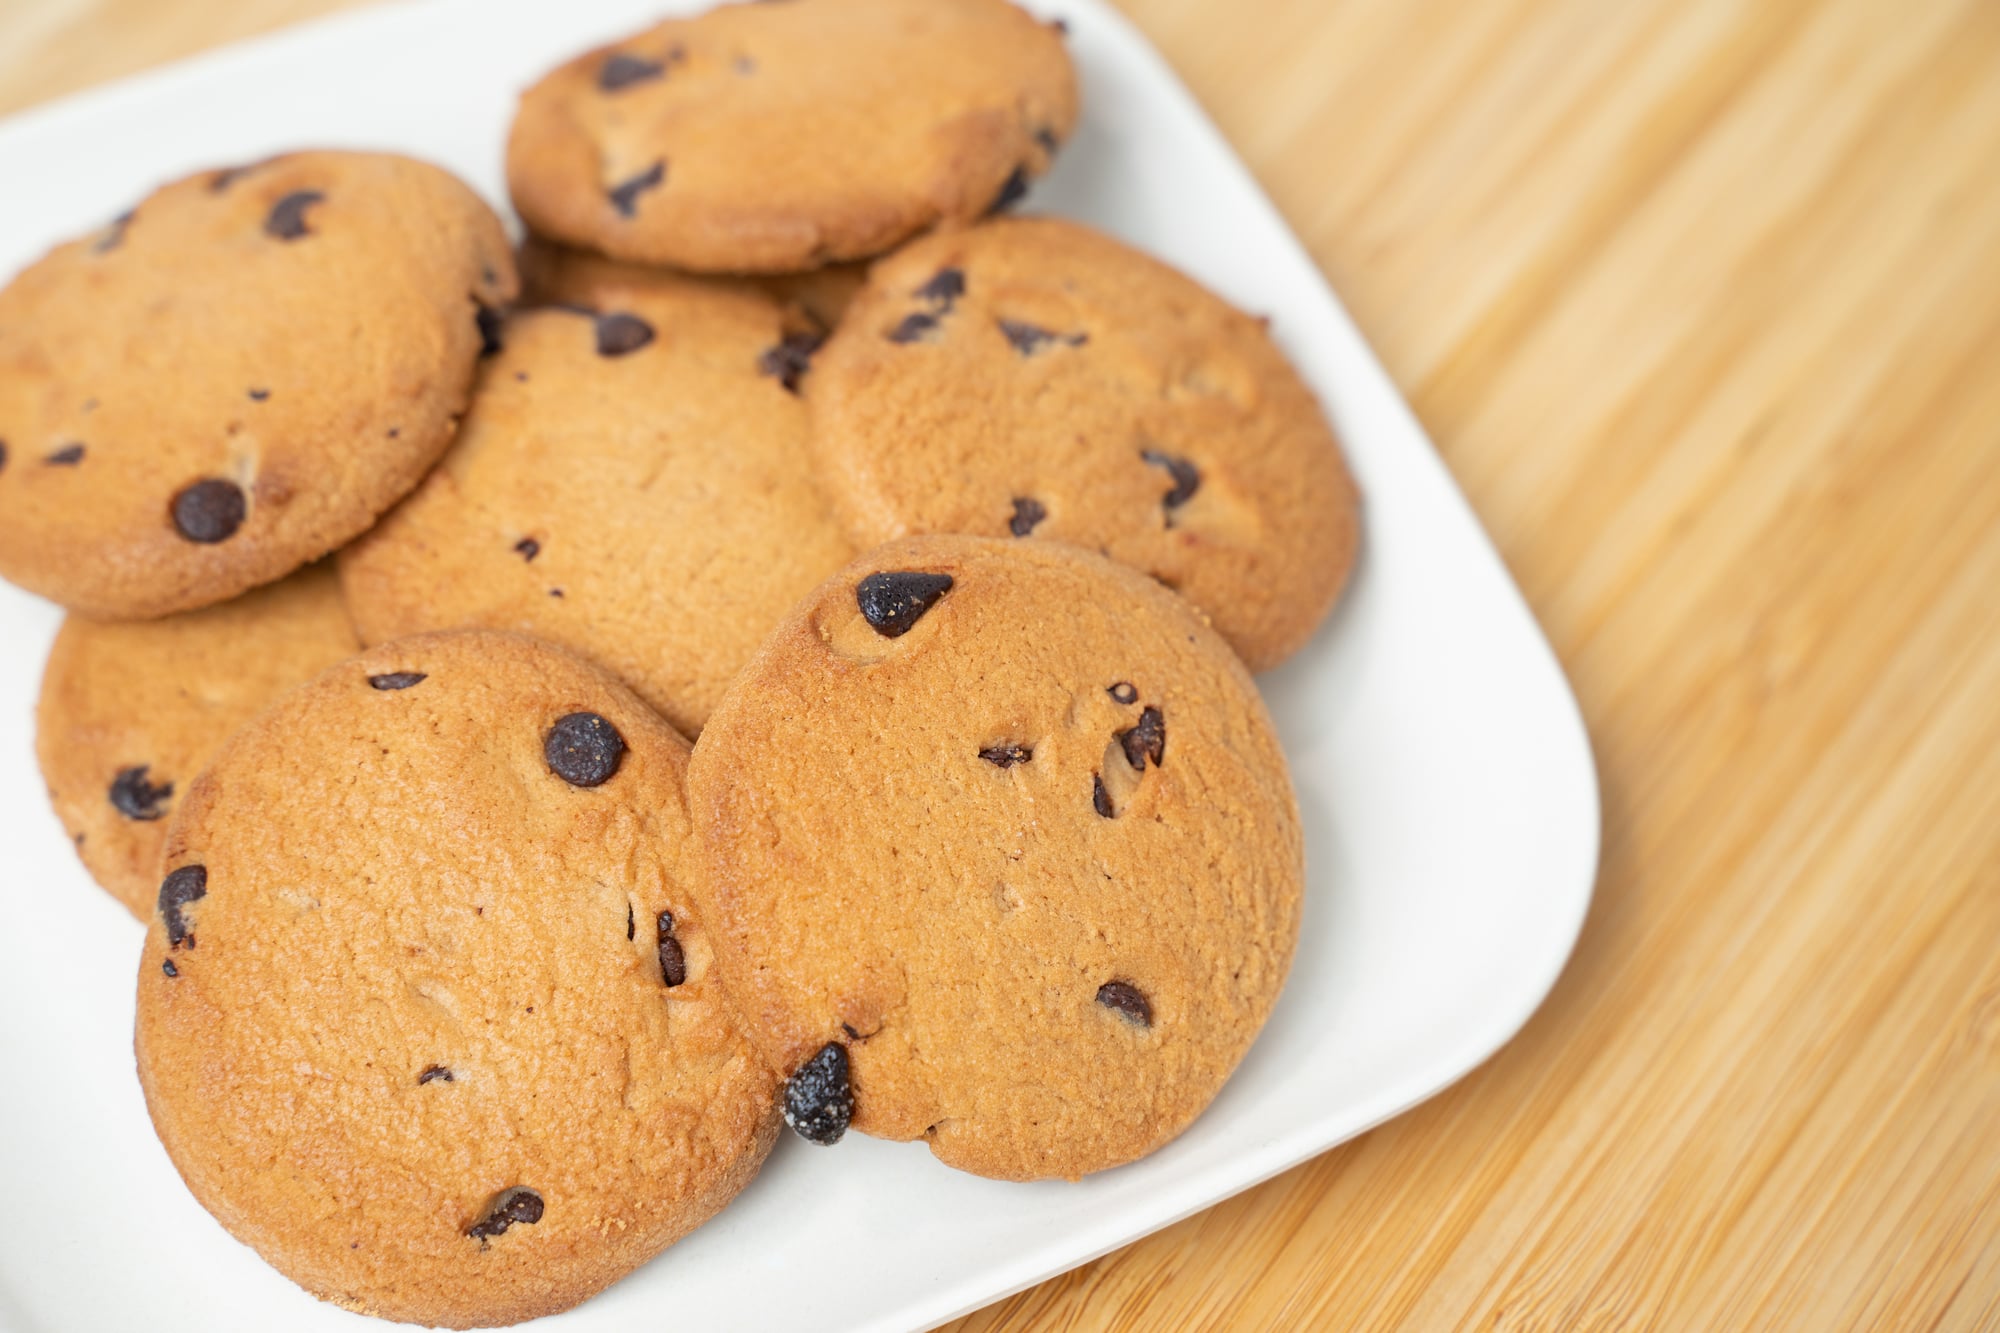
[
  {"x1": 0, "y1": 151, "x2": 518, "y2": 618},
  {"x1": 36, "y1": 562, "x2": 359, "y2": 919},
  {"x1": 806, "y1": 216, "x2": 1362, "y2": 671},
  {"x1": 340, "y1": 249, "x2": 853, "y2": 738},
  {"x1": 688, "y1": 535, "x2": 1303, "y2": 1181},
  {"x1": 136, "y1": 630, "x2": 779, "y2": 1328},
  {"x1": 506, "y1": 0, "x2": 1077, "y2": 273}
]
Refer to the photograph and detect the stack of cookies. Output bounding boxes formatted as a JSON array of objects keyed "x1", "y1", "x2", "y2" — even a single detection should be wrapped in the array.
[{"x1": 5, "y1": 0, "x2": 1360, "y2": 1325}]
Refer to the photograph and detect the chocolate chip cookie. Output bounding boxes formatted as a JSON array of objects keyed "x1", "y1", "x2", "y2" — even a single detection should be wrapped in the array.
[
  {"x1": 339, "y1": 249, "x2": 853, "y2": 737},
  {"x1": 135, "y1": 630, "x2": 779, "y2": 1327},
  {"x1": 506, "y1": 0, "x2": 1077, "y2": 273},
  {"x1": 0, "y1": 151, "x2": 517, "y2": 618},
  {"x1": 806, "y1": 216, "x2": 1362, "y2": 670},
  {"x1": 688, "y1": 536, "x2": 1303, "y2": 1180},
  {"x1": 36, "y1": 562, "x2": 358, "y2": 919}
]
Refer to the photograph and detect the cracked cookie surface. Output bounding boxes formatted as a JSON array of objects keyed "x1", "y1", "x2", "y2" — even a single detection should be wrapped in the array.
[
  {"x1": 806, "y1": 216, "x2": 1361, "y2": 670},
  {"x1": 506, "y1": 0, "x2": 1077, "y2": 273},
  {"x1": 135, "y1": 629, "x2": 778, "y2": 1328},
  {"x1": 688, "y1": 535, "x2": 1303, "y2": 1181},
  {"x1": 0, "y1": 151, "x2": 517, "y2": 617}
]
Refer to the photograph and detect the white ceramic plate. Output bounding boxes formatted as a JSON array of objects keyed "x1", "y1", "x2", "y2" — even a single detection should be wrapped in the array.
[{"x1": 0, "y1": 2, "x2": 1598, "y2": 1329}]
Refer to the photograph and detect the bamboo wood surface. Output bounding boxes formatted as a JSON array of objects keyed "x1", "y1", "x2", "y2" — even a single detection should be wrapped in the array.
[{"x1": 4, "y1": 0, "x2": 1999, "y2": 1328}]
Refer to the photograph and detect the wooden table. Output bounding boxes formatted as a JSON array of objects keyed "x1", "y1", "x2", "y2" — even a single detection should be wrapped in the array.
[{"x1": 7, "y1": 0, "x2": 1998, "y2": 1327}]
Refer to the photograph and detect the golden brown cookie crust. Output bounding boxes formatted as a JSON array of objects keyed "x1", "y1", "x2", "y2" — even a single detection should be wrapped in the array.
[
  {"x1": 806, "y1": 216, "x2": 1362, "y2": 670},
  {"x1": 339, "y1": 252, "x2": 853, "y2": 738},
  {"x1": 506, "y1": 0, "x2": 1078, "y2": 273},
  {"x1": 136, "y1": 630, "x2": 779, "y2": 1328},
  {"x1": 689, "y1": 536, "x2": 1303, "y2": 1181},
  {"x1": 0, "y1": 151, "x2": 518, "y2": 618},
  {"x1": 35, "y1": 563, "x2": 359, "y2": 919}
]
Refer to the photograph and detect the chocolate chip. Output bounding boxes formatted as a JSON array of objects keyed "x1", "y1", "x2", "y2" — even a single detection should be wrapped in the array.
[
  {"x1": 108, "y1": 765, "x2": 173, "y2": 821},
  {"x1": 784, "y1": 1043, "x2": 852, "y2": 1145},
  {"x1": 999, "y1": 320, "x2": 1055, "y2": 355},
  {"x1": 1009, "y1": 497, "x2": 1047, "y2": 536},
  {"x1": 161, "y1": 958, "x2": 179, "y2": 978},
  {"x1": 987, "y1": 166, "x2": 1031, "y2": 215},
  {"x1": 757, "y1": 330, "x2": 825, "y2": 392},
  {"x1": 1141, "y1": 449, "x2": 1202, "y2": 510},
  {"x1": 914, "y1": 267, "x2": 965, "y2": 309},
  {"x1": 264, "y1": 190, "x2": 325, "y2": 240},
  {"x1": 0, "y1": 441, "x2": 8, "y2": 471},
  {"x1": 368, "y1": 672, "x2": 426, "y2": 690},
  {"x1": 609, "y1": 160, "x2": 666, "y2": 217},
  {"x1": 856, "y1": 570, "x2": 953, "y2": 637},
  {"x1": 94, "y1": 210, "x2": 135, "y2": 254},
  {"x1": 1036, "y1": 126, "x2": 1061, "y2": 153},
  {"x1": 979, "y1": 745, "x2": 1032, "y2": 768},
  {"x1": 544, "y1": 712, "x2": 625, "y2": 787},
  {"x1": 514, "y1": 537, "x2": 540, "y2": 561},
  {"x1": 43, "y1": 444, "x2": 84, "y2": 465},
  {"x1": 1117, "y1": 706, "x2": 1165, "y2": 771},
  {"x1": 1096, "y1": 980, "x2": 1152, "y2": 1026},
  {"x1": 171, "y1": 478, "x2": 246, "y2": 543},
  {"x1": 209, "y1": 159, "x2": 270, "y2": 192},
  {"x1": 248, "y1": 388, "x2": 270, "y2": 402},
  {"x1": 656, "y1": 911, "x2": 687, "y2": 987},
  {"x1": 1051, "y1": 17, "x2": 1070, "y2": 35},
  {"x1": 595, "y1": 312, "x2": 655, "y2": 357},
  {"x1": 466, "y1": 1188, "x2": 543, "y2": 1244},
  {"x1": 598, "y1": 53, "x2": 665, "y2": 91},
  {"x1": 158, "y1": 865, "x2": 207, "y2": 950},
  {"x1": 1093, "y1": 774, "x2": 1114, "y2": 818},
  {"x1": 626, "y1": 903, "x2": 635, "y2": 941},
  {"x1": 476, "y1": 304, "x2": 504, "y2": 358},
  {"x1": 1107, "y1": 682, "x2": 1138, "y2": 705},
  {"x1": 887, "y1": 311, "x2": 939, "y2": 344},
  {"x1": 418, "y1": 1065, "x2": 454, "y2": 1084}
]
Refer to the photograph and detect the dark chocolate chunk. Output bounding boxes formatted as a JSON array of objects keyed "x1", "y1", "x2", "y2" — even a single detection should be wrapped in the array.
[
  {"x1": 466, "y1": 1188, "x2": 543, "y2": 1244},
  {"x1": 1117, "y1": 706, "x2": 1165, "y2": 771},
  {"x1": 248, "y1": 388, "x2": 270, "y2": 402},
  {"x1": 476, "y1": 304, "x2": 505, "y2": 358},
  {"x1": 1141, "y1": 449, "x2": 1202, "y2": 510},
  {"x1": 1036, "y1": 126, "x2": 1061, "y2": 152},
  {"x1": 418, "y1": 1065, "x2": 454, "y2": 1085},
  {"x1": 979, "y1": 745, "x2": 1033, "y2": 768},
  {"x1": 43, "y1": 443, "x2": 84, "y2": 465},
  {"x1": 158, "y1": 865, "x2": 207, "y2": 950},
  {"x1": 0, "y1": 440, "x2": 8, "y2": 471},
  {"x1": 999, "y1": 320, "x2": 1054, "y2": 355},
  {"x1": 757, "y1": 330, "x2": 825, "y2": 392},
  {"x1": 264, "y1": 190, "x2": 325, "y2": 240},
  {"x1": 162, "y1": 958, "x2": 179, "y2": 978},
  {"x1": 626, "y1": 903, "x2": 635, "y2": 941},
  {"x1": 1009, "y1": 497, "x2": 1047, "y2": 536},
  {"x1": 784, "y1": 1043, "x2": 852, "y2": 1145},
  {"x1": 1093, "y1": 774, "x2": 1114, "y2": 818},
  {"x1": 514, "y1": 537, "x2": 540, "y2": 561},
  {"x1": 986, "y1": 165, "x2": 1031, "y2": 215},
  {"x1": 595, "y1": 312, "x2": 655, "y2": 357},
  {"x1": 887, "y1": 311, "x2": 939, "y2": 344},
  {"x1": 94, "y1": 210, "x2": 135, "y2": 254},
  {"x1": 855, "y1": 571, "x2": 953, "y2": 637},
  {"x1": 368, "y1": 672, "x2": 426, "y2": 691},
  {"x1": 608, "y1": 160, "x2": 666, "y2": 217},
  {"x1": 1107, "y1": 682, "x2": 1138, "y2": 705},
  {"x1": 209, "y1": 159, "x2": 271, "y2": 193},
  {"x1": 914, "y1": 267, "x2": 965, "y2": 309},
  {"x1": 598, "y1": 52, "x2": 665, "y2": 91},
  {"x1": 656, "y1": 911, "x2": 687, "y2": 988},
  {"x1": 544, "y1": 712, "x2": 625, "y2": 787},
  {"x1": 171, "y1": 478, "x2": 246, "y2": 543},
  {"x1": 108, "y1": 765, "x2": 173, "y2": 821},
  {"x1": 1096, "y1": 980, "x2": 1152, "y2": 1026}
]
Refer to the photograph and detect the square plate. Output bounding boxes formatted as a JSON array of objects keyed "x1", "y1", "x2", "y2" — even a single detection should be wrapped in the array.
[{"x1": 0, "y1": 2, "x2": 1599, "y2": 1329}]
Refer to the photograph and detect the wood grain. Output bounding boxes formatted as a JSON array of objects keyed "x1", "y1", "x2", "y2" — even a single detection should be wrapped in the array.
[{"x1": 5, "y1": 0, "x2": 1999, "y2": 1328}]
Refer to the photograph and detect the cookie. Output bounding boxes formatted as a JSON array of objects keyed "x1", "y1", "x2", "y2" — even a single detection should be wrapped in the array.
[
  {"x1": 688, "y1": 535, "x2": 1303, "y2": 1181},
  {"x1": 805, "y1": 217, "x2": 1362, "y2": 671},
  {"x1": 340, "y1": 250, "x2": 853, "y2": 737},
  {"x1": 35, "y1": 562, "x2": 358, "y2": 919},
  {"x1": 506, "y1": 0, "x2": 1077, "y2": 273},
  {"x1": 0, "y1": 151, "x2": 518, "y2": 618},
  {"x1": 135, "y1": 630, "x2": 779, "y2": 1328}
]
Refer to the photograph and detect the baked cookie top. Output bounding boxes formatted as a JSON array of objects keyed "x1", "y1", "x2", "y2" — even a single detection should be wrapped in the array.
[
  {"x1": 135, "y1": 630, "x2": 779, "y2": 1328},
  {"x1": 506, "y1": 0, "x2": 1077, "y2": 273},
  {"x1": 0, "y1": 150, "x2": 517, "y2": 618},
  {"x1": 35, "y1": 562, "x2": 359, "y2": 919},
  {"x1": 806, "y1": 217, "x2": 1362, "y2": 670},
  {"x1": 339, "y1": 250, "x2": 853, "y2": 738},
  {"x1": 688, "y1": 536, "x2": 1303, "y2": 1181}
]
